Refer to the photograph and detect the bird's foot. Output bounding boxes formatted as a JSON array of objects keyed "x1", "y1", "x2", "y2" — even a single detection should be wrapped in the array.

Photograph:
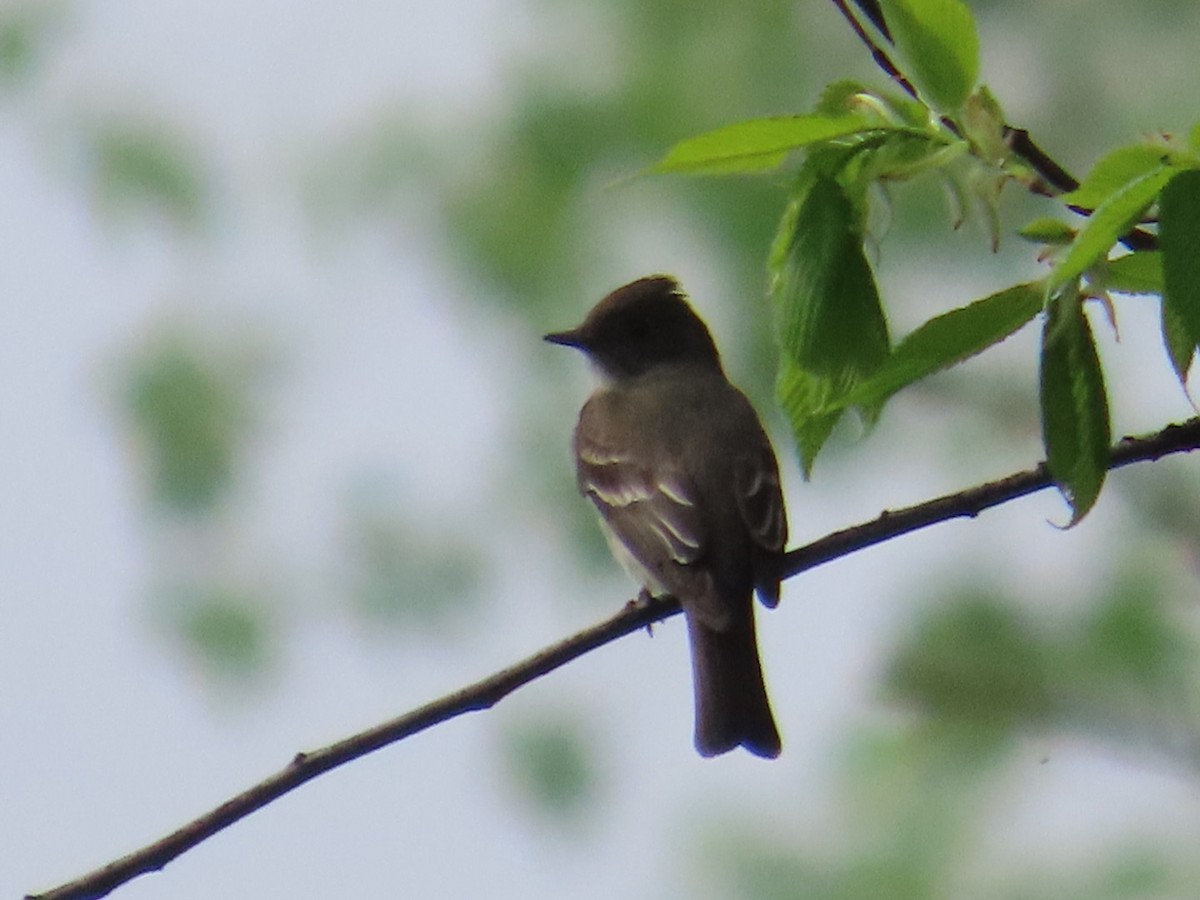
[{"x1": 623, "y1": 589, "x2": 660, "y2": 636}]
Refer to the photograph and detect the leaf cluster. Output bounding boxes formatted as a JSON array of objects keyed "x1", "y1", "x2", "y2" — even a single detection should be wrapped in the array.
[{"x1": 653, "y1": 0, "x2": 1200, "y2": 522}]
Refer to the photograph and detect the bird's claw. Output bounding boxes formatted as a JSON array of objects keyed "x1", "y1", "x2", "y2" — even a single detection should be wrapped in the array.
[{"x1": 622, "y1": 589, "x2": 656, "y2": 636}]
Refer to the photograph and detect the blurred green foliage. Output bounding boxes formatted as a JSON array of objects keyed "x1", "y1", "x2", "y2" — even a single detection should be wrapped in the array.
[
  {"x1": 121, "y1": 327, "x2": 264, "y2": 515},
  {"x1": 708, "y1": 731, "x2": 1198, "y2": 899},
  {"x1": 165, "y1": 582, "x2": 274, "y2": 679},
  {"x1": 1076, "y1": 568, "x2": 1188, "y2": 693},
  {"x1": 888, "y1": 592, "x2": 1052, "y2": 740},
  {"x1": 88, "y1": 117, "x2": 210, "y2": 230},
  {"x1": 0, "y1": 1, "x2": 61, "y2": 85},
  {"x1": 312, "y1": 0, "x2": 820, "y2": 337},
  {"x1": 1116, "y1": 465, "x2": 1200, "y2": 562},
  {"x1": 343, "y1": 490, "x2": 484, "y2": 635},
  {"x1": 887, "y1": 562, "x2": 1200, "y2": 759},
  {"x1": 500, "y1": 714, "x2": 599, "y2": 825},
  {"x1": 697, "y1": 559, "x2": 1200, "y2": 899},
  {"x1": 116, "y1": 326, "x2": 280, "y2": 681}
]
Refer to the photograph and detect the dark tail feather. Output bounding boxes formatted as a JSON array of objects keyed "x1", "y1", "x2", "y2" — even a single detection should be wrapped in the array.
[{"x1": 685, "y1": 603, "x2": 781, "y2": 759}]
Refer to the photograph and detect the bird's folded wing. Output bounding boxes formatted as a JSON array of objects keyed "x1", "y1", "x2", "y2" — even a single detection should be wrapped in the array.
[
  {"x1": 734, "y1": 448, "x2": 786, "y2": 552},
  {"x1": 734, "y1": 448, "x2": 786, "y2": 608},
  {"x1": 576, "y1": 438, "x2": 729, "y2": 629}
]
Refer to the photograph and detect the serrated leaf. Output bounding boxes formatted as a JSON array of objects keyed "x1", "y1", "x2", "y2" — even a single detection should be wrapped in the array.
[
  {"x1": 878, "y1": 0, "x2": 980, "y2": 112},
  {"x1": 1159, "y1": 169, "x2": 1200, "y2": 379},
  {"x1": 772, "y1": 174, "x2": 889, "y2": 376},
  {"x1": 842, "y1": 283, "x2": 1042, "y2": 409},
  {"x1": 1048, "y1": 165, "x2": 1175, "y2": 292},
  {"x1": 1060, "y1": 144, "x2": 1171, "y2": 210},
  {"x1": 1018, "y1": 217, "x2": 1075, "y2": 245},
  {"x1": 650, "y1": 114, "x2": 873, "y2": 175},
  {"x1": 770, "y1": 172, "x2": 889, "y2": 473},
  {"x1": 1106, "y1": 252, "x2": 1163, "y2": 295},
  {"x1": 1039, "y1": 293, "x2": 1111, "y2": 524},
  {"x1": 1161, "y1": 298, "x2": 1195, "y2": 385},
  {"x1": 775, "y1": 357, "x2": 845, "y2": 478}
]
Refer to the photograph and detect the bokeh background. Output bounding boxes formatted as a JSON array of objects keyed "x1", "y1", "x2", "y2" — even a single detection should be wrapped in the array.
[{"x1": 5, "y1": 0, "x2": 1200, "y2": 897}]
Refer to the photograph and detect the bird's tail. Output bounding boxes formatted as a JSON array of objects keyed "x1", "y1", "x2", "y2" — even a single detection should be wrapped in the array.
[{"x1": 686, "y1": 603, "x2": 781, "y2": 759}]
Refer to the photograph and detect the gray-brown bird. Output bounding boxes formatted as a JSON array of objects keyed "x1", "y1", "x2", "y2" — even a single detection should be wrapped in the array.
[{"x1": 546, "y1": 275, "x2": 786, "y2": 758}]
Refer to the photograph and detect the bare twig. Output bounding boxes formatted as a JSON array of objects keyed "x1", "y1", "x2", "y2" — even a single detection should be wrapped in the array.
[{"x1": 27, "y1": 418, "x2": 1200, "y2": 900}]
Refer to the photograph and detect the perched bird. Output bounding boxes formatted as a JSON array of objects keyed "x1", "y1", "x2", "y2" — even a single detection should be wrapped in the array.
[{"x1": 545, "y1": 275, "x2": 787, "y2": 758}]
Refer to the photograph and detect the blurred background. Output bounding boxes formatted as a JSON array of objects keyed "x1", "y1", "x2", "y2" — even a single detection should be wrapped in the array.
[{"x1": 4, "y1": 0, "x2": 1200, "y2": 897}]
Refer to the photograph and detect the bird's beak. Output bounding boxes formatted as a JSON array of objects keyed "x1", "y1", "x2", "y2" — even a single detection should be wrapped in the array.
[{"x1": 544, "y1": 328, "x2": 585, "y2": 348}]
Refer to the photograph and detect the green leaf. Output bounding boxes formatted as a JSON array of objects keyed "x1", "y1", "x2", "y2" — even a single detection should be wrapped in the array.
[
  {"x1": 775, "y1": 357, "x2": 846, "y2": 478},
  {"x1": 1048, "y1": 165, "x2": 1175, "y2": 293},
  {"x1": 1161, "y1": 298, "x2": 1195, "y2": 385},
  {"x1": 1106, "y1": 251, "x2": 1163, "y2": 295},
  {"x1": 1059, "y1": 144, "x2": 1172, "y2": 210},
  {"x1": 770, "y1": 172, "x2": 889, "y2": 473},
  {"x1": 818, "y1": 81, "x2": 930, "y2": 130},
  {"x1": 1159, "y1": 169, "x2": 1200, "y2": 377},
  {"x1": 1039, "y1": 293, "x2": 1111, "y2": 524},
  {"x1": 650, "y1": 113, "x2": 874, "y2": 175},
  {"x1": 878, "y1": 0, "x2": 980, "y2": 111},
  {"x1": 1018, "y1": 217, "x2": 1075, "y2": 245},
  {"x1": 842, "y1": 283, "x2": 1043, "y2": 409},
  {"x1": 772, "y1": 175, "x2": 889, "y2": 376}
]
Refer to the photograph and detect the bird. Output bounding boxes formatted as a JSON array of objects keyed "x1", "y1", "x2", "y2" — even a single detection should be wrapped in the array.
[{"x1": 545, "y1": 275, "x2": 787, "y2": 758}]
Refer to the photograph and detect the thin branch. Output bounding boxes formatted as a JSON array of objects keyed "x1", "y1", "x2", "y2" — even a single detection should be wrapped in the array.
[
  {"x1": 831, "y1": 0, "x2": 1159, "y2": 251},
  {"x1": 27, "y1": 418, "x2": 1200, "y2": 900},
  {"x1": 848, "y1": 0, "x2": 890, "y2": 42},
  {"x1": 1002, "y1": 126, "x2": 1079, "y2": 195},
  {"x1": 782, "y1": 418, "x2": 1200, "y2": 578},
  {"x1": 830, "y1": 0, "x2": 922, "y2": 109}
]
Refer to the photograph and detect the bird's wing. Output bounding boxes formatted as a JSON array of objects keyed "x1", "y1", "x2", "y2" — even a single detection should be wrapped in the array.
[
  {"x1": 576, "y1": 432, "x2": 730, "y2": 629},
  {"x1": 734, "y1": 444, "x2": 787, "y2": 608},
  {"x1": 734, "y1": 447, "x2": 786, "y2": 553}
]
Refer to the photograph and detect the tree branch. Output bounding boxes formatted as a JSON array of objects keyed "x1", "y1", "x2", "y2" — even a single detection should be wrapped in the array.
[
  {"x1": 830, "y1": 0, "x2": 1159, "y2": 251},
  {"x1": 27, "y1": 418, "x2": 1200, "y2": 900}
]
